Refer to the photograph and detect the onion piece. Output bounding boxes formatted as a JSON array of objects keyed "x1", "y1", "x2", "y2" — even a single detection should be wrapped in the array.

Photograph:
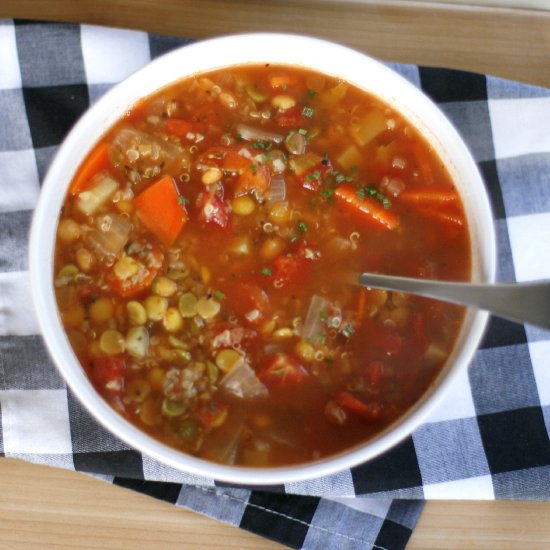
[
  {"x1": 85, "y1": 213, "x2": 131, "y2": 261},
  {"x1": 200, "y1": 415, "x2": 245, "y2": 465},
  {"x1": 267, "y1": 173, "x2": 286, "y2": 203},
  {"x1": 76, "y1": 173, "x2": 119, "y2": 216},
  {"x1": 301, "y1": 295, "x2": 331, "y2": 343},
  {"x1": 236, "y1": 123, "x2": 284, "y2": 143},
  {"x1": 220, "y1": 361, "x2": 268, "y2": 399}
]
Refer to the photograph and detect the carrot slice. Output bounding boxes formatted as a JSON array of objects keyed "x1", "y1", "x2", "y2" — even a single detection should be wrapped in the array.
[
  {"x1": 417, "y1": 206, "x2": 464, "y2": 226},
  {"x1": 335, "y1": 391, "x2": 383, "y2": 422},
  {"x1": 356, "y1": 287, "x2": 368, "y2": 322},
  {"x1": 134, "y1": 175, "x2": 188, "y2": 246},
  {"x1": 69, "y1": 142, "x2": 110, "y2": 196},
  {"x1": 399, "y1": 189, "x2": 458, "y2": 205},
  {"x1": 334, "y1": 183, "x2": 399, "y2": 230},
  {"x1": 234, "y1": 164, "x2": 271, "y2": 197}
]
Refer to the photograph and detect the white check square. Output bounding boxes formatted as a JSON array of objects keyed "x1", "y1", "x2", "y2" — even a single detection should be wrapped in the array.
[
  {"x1": 0, "y1": 23, "x2": 22, "y2": 89},
  {"x1": 425, "y1": 367, "x2": 476, "y2": 423},
  {"x1": 507, "y1": 212, "x2": 550, "y2": 281},
  {"x1": 81, "y1": 26, "x2": 151, "y2": 84},
  {"x1": 530, "y1": 340, "x2": 550, "y2": 407},
  {"x1": 0, "y1": 149, "x2": 40, "y2": 213},
  {"x1": 0, "y1": 389, "x2": 72, "y2": 454},
  {"x1": 489, "y1": 97, "x2": 550, "y2": 159},
  {"x1": 424, "y1": 475, "x2": 494, "y2": 500}
]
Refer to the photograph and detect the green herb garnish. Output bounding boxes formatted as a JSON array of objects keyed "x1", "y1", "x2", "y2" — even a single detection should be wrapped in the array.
[
  {"x1": 261, "y1": 267, "x2": 273, "y2": 277},
  {"x1": 297, "y1": 221, "x2": 308, "y2": 234},
  {"x1": 213, "y1": 290, "x2": 225, "y2": 300}
]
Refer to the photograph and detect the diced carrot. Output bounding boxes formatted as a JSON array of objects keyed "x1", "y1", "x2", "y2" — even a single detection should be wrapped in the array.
[
  {"x1": 356, "y1": 287, "x2": 368, "y2": 322},
  {"x1": 413, "y1": 141, "x2": 434, "y2": 181},
  {"x1": 198, "y1": 146, "x2": 252, "y2": 174},
  {"x1": 234, "y1": 164, "x2": 271, "y2": 197},
  {"x1": 69, "y1": 142, "x2": 110, "y2": 196},
  {"x1": 134, "y1": 175, "x2": 188, "y2": 246},
  {"x1": 333, "y1": 183, "x2": 400, "y2": 230},
  {"x1": 399, "y1": 189, "x2": 458, "y2": 205}
]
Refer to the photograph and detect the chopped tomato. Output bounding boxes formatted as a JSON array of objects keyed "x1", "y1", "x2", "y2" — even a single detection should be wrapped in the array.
[
  {"x1": 259, "y1": 353, "x2": 308, "y2": 389},
  {"x1": 234, "y1": 164, "x2": 271, "y2": 198},
  {"x1": 226, "y1": 281, "x2": 270, "y2": 325},
  {"x1": 196, "y1": 402, "x2": 229, "y2": 428},
  {"x1": 377, "y1": 326, "x2": 404, "y2": 356},
  {"x1": 289, "y1": 152, "x2": 332, "y2": 191},
  {"x1": 92, "y1": 357, "x2": 125, "y2": 392},
  {"x1": 270, "y1": 253, "x2": 311, "y2": 293},
  {"x1": 335, "y1": 391, "x2": 383, "y2": 422},
  {"x1": 301, "y1": 161, "x2": 332, "y2": 192},
  {"x1": 77, "y1": 283, "x2": 99, "y2": 304},
  {"x1": 197, "y1": 187, "x2": 230, "y2": 229},
  {"x1": 165, "y1": 118, "x2": 206, "y2": 139},
  {"x1": 363, "y1": 360, "x2": 383, "y2": 387},
  {"x1": 275, "y1": 106, "x2": 302, "y2": 128},
  {"x1": 134, "y1": 175, "x2": 189, "y2": 246},
  {"x1": 107, "y1": 246, "x2": 163, "y2": 298}
]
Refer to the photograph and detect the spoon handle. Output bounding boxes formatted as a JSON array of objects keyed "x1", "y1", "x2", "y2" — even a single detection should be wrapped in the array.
[{"x1": 358, "y1": 273, "x2": 550, "y2": 330}]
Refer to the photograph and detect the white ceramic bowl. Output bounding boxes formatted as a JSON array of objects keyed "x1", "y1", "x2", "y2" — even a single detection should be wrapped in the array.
[{"x1": 29, "y1": 33, "x2": 496, "y2": 485}]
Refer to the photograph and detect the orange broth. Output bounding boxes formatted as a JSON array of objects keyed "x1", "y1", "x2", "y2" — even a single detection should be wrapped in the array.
[{"x1": 54, "y1": 65, "x2": 470, "y2": 467}]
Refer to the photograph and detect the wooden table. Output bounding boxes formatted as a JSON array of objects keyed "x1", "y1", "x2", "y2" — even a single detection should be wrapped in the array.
[{"x1": 2, "y1": 1, "x2": 550, "y2": 548}]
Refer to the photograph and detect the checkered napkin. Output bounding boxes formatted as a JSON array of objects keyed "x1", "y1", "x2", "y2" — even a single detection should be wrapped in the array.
[{"x1": 2, "y1": 19, "x2": 550, "y2": 550}]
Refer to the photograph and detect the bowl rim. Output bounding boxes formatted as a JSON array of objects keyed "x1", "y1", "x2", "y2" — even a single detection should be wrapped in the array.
[{"x1": 29, "y1": 32, "x2": 496, "y2": 485}]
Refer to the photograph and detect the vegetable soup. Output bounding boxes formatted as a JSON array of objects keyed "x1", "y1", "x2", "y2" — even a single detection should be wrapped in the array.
[{"x1": 54, "y1": 65, "x2": 470, "y2": 467}]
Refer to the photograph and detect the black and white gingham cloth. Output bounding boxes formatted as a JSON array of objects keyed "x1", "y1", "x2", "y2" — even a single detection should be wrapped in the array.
[{"x1": 2, "y1": 19, "x2": 550, "y2": 550}]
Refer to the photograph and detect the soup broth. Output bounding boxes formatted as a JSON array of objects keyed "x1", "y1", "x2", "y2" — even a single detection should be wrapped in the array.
[{"x1": 54, "y1": 64, "x2": 470, "y2": 467}]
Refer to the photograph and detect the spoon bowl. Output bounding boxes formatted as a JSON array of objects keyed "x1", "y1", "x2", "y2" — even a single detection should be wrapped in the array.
[{"x1": 359, "y1": 273, "x2": 550, "y2": 329}]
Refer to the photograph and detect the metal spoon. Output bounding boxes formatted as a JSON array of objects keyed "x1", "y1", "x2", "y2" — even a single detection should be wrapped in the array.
[{"x1": 358, "y1": 273, "x2": 550, "y2": 330}]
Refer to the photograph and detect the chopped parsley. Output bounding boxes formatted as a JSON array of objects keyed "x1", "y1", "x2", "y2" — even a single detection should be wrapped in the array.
[
  {"x1": 297, "y1": 220, "x2": 308, "y2": 234},
  {"x1": 321, "y1": 187, "x2": 335, "y2": 200},
  {"x1": 235, "y1": 133, "x2": 244, "y2": 141},
  {"x1": 358, "y1": 185, "x2": 392, "y2": 209},
  {"x1": 261, "y1": 267, "x2": 273, "y2": 277},
  {"x1": 307, "y1": 90, "x2": 317, "y2": 98},
  {"x1": 249, "y1": 163, "x2": 258, "y2": 173},
  {"x1": 342, "y1": 324, "x2": 355, "y2": 339},
  {"x1": 213, "y1": 290, "x2": 225, "y2": 300},
  {"x1": 252, "y1": 140, "x2": 273, "y2": 151},
  {"x1": 298, "y1": 128, "x2": 308, "y2": 136}
]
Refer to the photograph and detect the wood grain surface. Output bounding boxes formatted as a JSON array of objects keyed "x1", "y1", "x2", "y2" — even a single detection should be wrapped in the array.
[
  {"x1": 1, "y1": 1, "x2": 550, "y2": 548},
  {"x1": 2, "y1": 0, "x2": 550, "y2": 87},
  {"x1": 1, "y1": 458, "x2": 550, "y2": 549}
]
